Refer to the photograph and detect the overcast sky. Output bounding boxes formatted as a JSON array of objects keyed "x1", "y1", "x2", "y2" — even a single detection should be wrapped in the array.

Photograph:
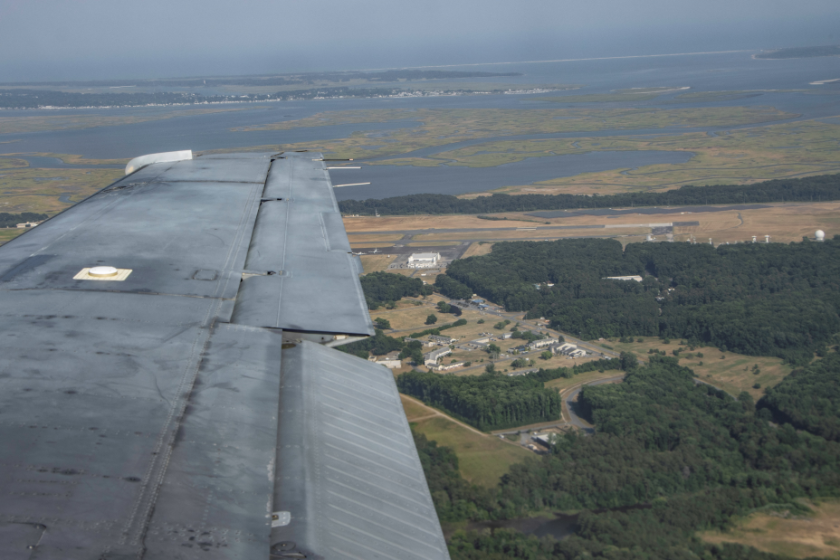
[{"x1": 1, "y1": 0, "x2": 839, "y2": 82}]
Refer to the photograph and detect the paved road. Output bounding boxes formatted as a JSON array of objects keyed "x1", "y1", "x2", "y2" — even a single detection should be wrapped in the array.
[
  {"x1": 564, "y1": 376, "x2": 625, "y2": 434},
  {"x1": 348, "y1": 224, "x2": 608, "y2": 236}
]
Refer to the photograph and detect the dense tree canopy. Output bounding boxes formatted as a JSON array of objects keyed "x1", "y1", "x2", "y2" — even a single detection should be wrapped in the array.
[
  {"x1": 339, "y1": 173, "x2": 840, "y2": 216},
  {"x1": 398, "y1": 371, "x2": 562, "y2": 431},
  {"x1": 440, "y1": 237, "x2": 840, "y2": 364},
  {"x1": 398, "y1": 359, "x2": 621, "y2": 430},
  {"x1": 360, "y1": 271, "x2": 433, "y2": 309},
  {"x1": 420, "y1": 356, "x2": 840, "y2": 559},
  {"x1": 0, "y1": 212, "x2": 48, "y2": 228},
  {"x1": 760, "y1": 352, "x2": 840, "y2": 441},
  {"x1": 435, "y1": 274, "x2": 473, "y2": 299}
]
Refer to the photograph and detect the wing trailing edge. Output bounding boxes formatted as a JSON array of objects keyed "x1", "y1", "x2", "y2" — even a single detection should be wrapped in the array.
[{"x1": 0, "y1": 151, "x2": 442, "y2": 559}]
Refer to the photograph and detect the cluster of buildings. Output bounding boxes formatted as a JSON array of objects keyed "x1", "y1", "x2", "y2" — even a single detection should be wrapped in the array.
[
  {"x1": 552, "y1": 342, "x2": 587, "y2": 358},
  {"x1": 366, "y1": 297, "x2": 591, "y2": 373}
]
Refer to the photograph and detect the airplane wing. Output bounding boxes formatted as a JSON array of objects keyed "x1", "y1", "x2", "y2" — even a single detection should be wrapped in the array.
[{"x1": 0, "y1": 152, "x2": 450, "y2": 559}]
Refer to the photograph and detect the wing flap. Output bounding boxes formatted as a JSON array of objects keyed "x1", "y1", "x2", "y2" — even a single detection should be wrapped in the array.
[
  {"x1": 272, "y1": 341, "x2": 450, "y2": 560},
  {"x1": 232, "y1": 153, "x2": 373, "y2": 336},
  {"x1": 143, "y1": 323, "x2": 283, "y2": 558}
]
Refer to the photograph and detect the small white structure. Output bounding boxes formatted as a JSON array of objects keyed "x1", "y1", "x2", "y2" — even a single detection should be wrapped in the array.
[
  {"x1": 405, "y1": 337, "x2": 435, "y2": 347},
  {"x1": 429, "y1": 335, "x2": 456, "y2": 345},
  {"x1": 554, "y1": 343, "x2": 578, "y2": 354},
  {"x1": 532, "y1": 433, "x2": 557, "y2": 448},
  {"x1": 527, "y1": 338, "x2": 555, "y2": 350},
  {"x1": 603, "y1": 276, "x2": 643, "y2": 282},
  {"x1": 368, "y1": 351, "x2": 402, "y2": 370},
  {"x1": 435, "y1": 362, "x2": 465, "y2": 372},
  {"x1": 424, "y1": 347, "x2": 452, "y2": 367},
  {"x1": 816, "y1": 230, "x2": 826, "y2": 242},
  {"x1": 407, "y1": 252, "x2": 440, "y2": 268}
]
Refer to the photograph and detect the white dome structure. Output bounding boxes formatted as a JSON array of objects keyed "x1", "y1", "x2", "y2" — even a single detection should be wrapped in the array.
[{"x1": 816, "y1": 230, "x2": 826, "y2": 241}]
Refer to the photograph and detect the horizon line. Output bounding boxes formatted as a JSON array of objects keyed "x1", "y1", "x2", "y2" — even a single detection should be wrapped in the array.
[{"x1": 363, "y1": 49, "x2": 757, "y2": 72}]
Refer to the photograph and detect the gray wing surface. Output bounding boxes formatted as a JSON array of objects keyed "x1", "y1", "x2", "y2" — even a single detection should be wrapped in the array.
[{"x1": 0, "y1": 152, "x2": 449, "y2": 559}]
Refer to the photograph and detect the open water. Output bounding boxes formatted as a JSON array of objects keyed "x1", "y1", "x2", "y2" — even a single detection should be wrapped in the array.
[{"x1": 1, "y1": 51, "x2": 839, "y2": 199}]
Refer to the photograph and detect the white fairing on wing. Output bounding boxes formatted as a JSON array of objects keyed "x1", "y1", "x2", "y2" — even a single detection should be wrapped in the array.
[{"x1": 125, "y1": 150, "x2": 193, "y2": 175}]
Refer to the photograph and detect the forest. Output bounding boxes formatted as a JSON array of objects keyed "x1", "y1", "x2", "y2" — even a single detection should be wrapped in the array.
[
  {"x1": 398, "y1": 358, "x2": 623, "y2": 431},
  {"x1": 441, "y1": 236, "x2": 840, "y2": 364},
  {"x1": 398, "y1": 370, "x2": 562, "y2": 430},
  {"x1": 0, "y1": 212, "x2": 48, "y2": 228},
  {"x1": 435, "y1": 274, "x2": 474, "y2": 299},
  {"x1": 759, "y1": 352, "x2": 840, "y2": 442},
  {"x1": 360, "y1": 271, "x2": 433, "y2": 309},
  {"x1": 338, "y1": 173, "x2": 840, "y2": 216},
  {"x1": 416, "y1": 356, "x2": 840, "y2": 559}
]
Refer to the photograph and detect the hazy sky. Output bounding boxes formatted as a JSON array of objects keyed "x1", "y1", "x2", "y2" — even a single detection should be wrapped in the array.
[{"x1": 1, "y1": 0, "x2": 839, "y2": 81}]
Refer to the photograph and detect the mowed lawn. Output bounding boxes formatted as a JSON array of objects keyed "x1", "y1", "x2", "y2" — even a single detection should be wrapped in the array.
[
  {"x1": 609, "y1": 337, "x2": 792, "y2": 399},
  {"x1": 409, "y1": 414, "x2": 532, "y2": 487},
  {"x1": 700, "y1": 500, "x2": 840, "y2": 559},
  {"x1": 358, "y1": 253, "x2": 398, "y2": 273},
  {"x1": 0, "y1": 229, "x2": 26, "y2": 246},
  {"x1": 544, "y1": 369, "x2": 624, "y2": 393}
]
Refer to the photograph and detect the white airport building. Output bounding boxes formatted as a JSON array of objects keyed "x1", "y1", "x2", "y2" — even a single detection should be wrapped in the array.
[{"x1": 407, "y1": 252, "x2": 441, "y2": 268}]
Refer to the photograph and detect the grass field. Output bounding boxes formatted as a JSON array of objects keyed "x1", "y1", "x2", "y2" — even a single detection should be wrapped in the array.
[
  {"x1": 608, "y1": 337, "x2": 792, "y2": 399},
  {"x1": 345, "y1": 233, "x2": 403, "y2": 243},
  {"x1": 667, "y1": 90, "x2": 765, "y2": 103},
  {"x1": 0, "y1": 167, "x2": 122, "y2": 215},
  {"x1": 0, "y1": 157, "x2": 28, "y2": 169},
  {"x1": 461, "y1": 242, "x2": 495, "y2": 258},
  {"x1": 358, "y1": 254, "x2": 398, "y2": 273},
  {"x1": 346, "y1": 202, "x2": 840, "y2": 246},
  {"x1": 343, "y1": 214, "x2": 542, "y2": 233},
  {"x1": 410, "y1": 228, "x2": 639, "y2": 243},
  {"x1": 404, "y1": 400, "x2": 532, "y2": 487},
  {"x1": 0, "y1": 106, "x2": 258, "y2": 135},
  {"x1": 537, "y1": 92, "x2": 664, "y2": 103},
  {"x1": 545, "y1": 369, "x2": 624, "y2": 392},
  {"x1": 484, "y1": 119, "x2": 840, "y2": 195},
  {"x1": 0, "y1": 229, "x2": 26, "y2": 245},
  {"x1": 241, "y1": 106, "x2": 795, "y2": 163},
  {"x1": 700, "y1": 500, "x2": 840, "y2": 559}
]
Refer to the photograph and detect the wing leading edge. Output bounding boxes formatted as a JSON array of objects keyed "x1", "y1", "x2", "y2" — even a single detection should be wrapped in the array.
[{"x1": 0, "y1": 152, "x2": 449, "y2": 559}]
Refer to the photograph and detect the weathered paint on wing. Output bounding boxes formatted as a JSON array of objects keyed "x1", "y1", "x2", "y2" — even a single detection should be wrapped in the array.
[{"x1": 0, "y1": 152, "x2": 447, "y2": 559}]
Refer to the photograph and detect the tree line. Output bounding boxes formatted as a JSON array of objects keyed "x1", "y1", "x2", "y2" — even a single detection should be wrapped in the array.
[
  {"x1": 397, "y1": 358, "x2": 624, "y2": 431},
  {"x1": 338, "y1": 173, "x2": 840, "y2": 216},
  {"x1": 441, "y1": 236, "x2": 840, "y2": 364},
  {"x1": 759, "y1": 351, "x2": 840, "y2": 442},
  {"x1": 416, "y1": 356, "x2": 840, "y2": 559},
  {"x1": 360, "y1": 271, "x2": 433, "y2": 309},
  {"x1": 0, "y1": 212, "x2": 48, "y2": 228}
]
